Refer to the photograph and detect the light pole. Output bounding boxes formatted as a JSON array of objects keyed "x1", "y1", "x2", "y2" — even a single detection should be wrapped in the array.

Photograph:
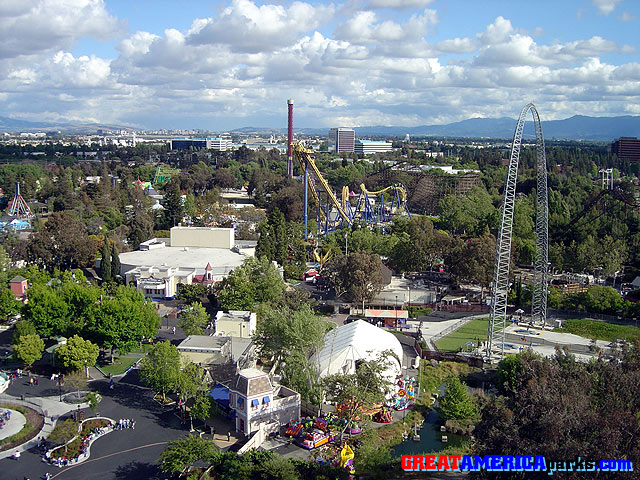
[
  {"x1": 345, "y1": 232, "x2": 348, "y2": 256},
  {"x1": 84, "y1": 360, "x2": 88, "y2": 380},
  {"x1": 395, "y1": 295, "x2": 398, "y2": 329}
]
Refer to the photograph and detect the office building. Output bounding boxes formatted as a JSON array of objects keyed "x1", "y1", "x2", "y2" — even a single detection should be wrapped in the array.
[
  {"x1": 328, "y1": 128, "x2": 355, "y2": 153},
  {"x1": 171, "y1": 137, "x2": 232, "y2": 151},
  {"x1": 611, "y1": 137, "x2": 640, "y2": 162},
  {"x1": 355, "y1": 140, "x2": 393, "y2": 155}
]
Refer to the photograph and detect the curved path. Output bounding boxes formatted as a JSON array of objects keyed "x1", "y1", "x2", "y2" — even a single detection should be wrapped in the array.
[{"x1": 0, "y1": 409, "x2": 26, "y2": 442}]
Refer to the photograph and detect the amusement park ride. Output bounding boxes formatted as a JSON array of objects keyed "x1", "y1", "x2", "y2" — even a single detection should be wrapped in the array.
[
  {"x1": 291, "y1": 143, "x2": 410, "y2": 237},
  {"x1": 7, "y1": 182, "x2": 34, "y2": 218}
]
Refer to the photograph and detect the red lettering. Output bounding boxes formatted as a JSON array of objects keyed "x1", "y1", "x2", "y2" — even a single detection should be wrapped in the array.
[
  {"x1": 449, "y1": 455, "x2": 461, "y2": 470},
  {"x1": 401, "y1": 455, "x2": 413, "y2": 471},
  {"x1": 437, "y1": 455, "x2": 450, "y2": 470},
  {"x1": 413, "y1": 455, "x2": 425, "y2": 471},
  {"x1": 425, "y1": 455, "x2": 437, "y2": 469}
]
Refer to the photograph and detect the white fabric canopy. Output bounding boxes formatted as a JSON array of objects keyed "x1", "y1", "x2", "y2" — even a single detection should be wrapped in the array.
[{"x1": 311, "y1": 320, "x2": 403, "y2": 380}]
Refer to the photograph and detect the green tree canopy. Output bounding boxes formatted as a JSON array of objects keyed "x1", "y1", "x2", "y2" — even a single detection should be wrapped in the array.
[
  {"x1": 0, "y1": 288, "x2": 21, "y2": 322},
  {"x1": 438, "y1": 375, "x2": 478, "y2": 420},
  {"x1": 13, "y1": 333, "x2": 45, "y2": 366},
  {"x1": 158, "y1": 435, "x2": 219, "y2": 474},
  {"x1": 139, "y1": 340, "x2": 181, "y2": 402},
  {"x1": 55, "y1": 335, "x2": 99, "y2": 371},
  {"x1": 215, "y1": 256, "x2": 285, "y2": 310},
  {"x1": 326, "y1": 252, "x2": 386, "y2": 305},
  {"x1": 178, "y1": 302, "x2": 209, "y2": 336},
  {"x1": 100, "y1": 237, "x2": 111, "y2": 282}
]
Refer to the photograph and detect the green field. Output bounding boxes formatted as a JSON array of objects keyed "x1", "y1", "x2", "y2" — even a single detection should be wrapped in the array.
[
  {"x1": 435, "y1": 317, "x2": 489, "y2": 352},
  {"x1": 98, "y1": 356, "x2": 140, "y2": 376},
  {"x1": 555, "y1": 318, "x2": 640, "y2": 342}
]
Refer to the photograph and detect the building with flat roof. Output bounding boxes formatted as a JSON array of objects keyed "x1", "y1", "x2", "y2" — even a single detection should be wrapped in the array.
[
  {"x1": 215, "y1": 310, "x2": 257, "y2": 338},
  {"x1": 328, "y1": 128, "x2": 355, "y2": 153},
  {"x1": 611, "y1": 137, "x2": 640, "y2": 162},
  {"x1": 171, "y1": 137, "x2": 232, "y2": 151},
  {"x1": 355, "y1": 140, "x2": 393, "y2": 155},
  {"x1": 119, "y1": 226, "x2": 251, "y2": 299}
]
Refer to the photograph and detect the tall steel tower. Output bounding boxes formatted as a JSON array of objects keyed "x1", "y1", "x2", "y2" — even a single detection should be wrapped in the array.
[
  {"x1": 486, "y1": 103, "x2": 549, "y2": 360},
  {"x1": 287, "y1": 99, "x2": 294, "y2": 178}
]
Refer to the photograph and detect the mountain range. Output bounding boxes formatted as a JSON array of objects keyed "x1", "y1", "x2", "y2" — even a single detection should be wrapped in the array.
[{"x1": 1, "y1": 114, "x2": 639, "y2": 141}]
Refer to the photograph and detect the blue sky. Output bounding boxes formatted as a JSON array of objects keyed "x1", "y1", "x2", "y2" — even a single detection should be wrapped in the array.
[{"x1": 1, "y1": 0, "x2": 638, "y2": 130}]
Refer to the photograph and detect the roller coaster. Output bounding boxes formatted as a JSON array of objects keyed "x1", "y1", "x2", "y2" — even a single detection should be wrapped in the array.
[{"x1": 292, "y1": 143, "x2": 410, "y2": 236}]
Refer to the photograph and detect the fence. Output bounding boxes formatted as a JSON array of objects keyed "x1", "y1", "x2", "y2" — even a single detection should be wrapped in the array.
[
  {"x1": 419, "y1": 350, "x2": 485, "y2": 368},
  {"x1": 549, "y1": 309, "x2": 639, "y2": 328}
]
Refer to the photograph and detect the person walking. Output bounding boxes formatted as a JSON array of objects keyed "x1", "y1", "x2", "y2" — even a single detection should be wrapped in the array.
[
  {"x1": 227, "y1": 431, "x2": 231, "y2": 442},
  {"x1": 172, "y1": 326, "x2": 176, "y2": 335},
  {"x1": 109, "y1": 378, "x2": 114, "y2": 390}
]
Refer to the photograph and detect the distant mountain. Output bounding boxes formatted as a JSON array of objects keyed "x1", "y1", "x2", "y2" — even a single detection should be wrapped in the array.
[
  {"x1": 0, "y1": 115, "x2": 135, "y2": 134},
  {"x1": 287, "y1": 115, "x2": 640, "y2": 141}
]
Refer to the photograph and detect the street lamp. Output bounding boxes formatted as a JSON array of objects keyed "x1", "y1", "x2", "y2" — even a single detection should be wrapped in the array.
[
  {"x1": 395, "y1": 295, "x2": 398, "y2": 329},
  {"x1": 345, "y1": 232, "x2": 348, "y2": 256}
]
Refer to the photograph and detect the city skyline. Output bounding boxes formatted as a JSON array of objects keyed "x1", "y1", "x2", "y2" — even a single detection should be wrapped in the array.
[{"x1": 1, "y1": 0, "x2": 639, "y2": 131}]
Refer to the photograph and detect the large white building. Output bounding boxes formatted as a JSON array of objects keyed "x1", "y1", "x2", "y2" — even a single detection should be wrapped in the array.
[
  {"x1": 214, "y1": 310, "x2": 257, "y2": 338},
  {"x1": 119, "y1": 226, "x2": 252, "y2": 299},
  {"x1": 355, "y1": 140, "x2": 393, "y2": 155},
  {"x1": 328, "y1": 128, "x2": 355, "y2": 153}
]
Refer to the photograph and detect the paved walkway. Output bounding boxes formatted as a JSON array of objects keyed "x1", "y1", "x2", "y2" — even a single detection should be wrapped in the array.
[{"x1": 0, "y1": 409, "x2": 26, "y2": 441}]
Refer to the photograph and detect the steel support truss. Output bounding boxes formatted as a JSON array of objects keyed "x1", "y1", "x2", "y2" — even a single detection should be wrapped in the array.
[{"x1": 486, "y1": 103, "x2": 548, "y2": 361}]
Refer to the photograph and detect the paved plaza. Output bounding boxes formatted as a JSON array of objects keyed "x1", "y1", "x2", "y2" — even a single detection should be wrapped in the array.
[{"x1": 0, "y1": 373, "x2": 240, "y2": 480}]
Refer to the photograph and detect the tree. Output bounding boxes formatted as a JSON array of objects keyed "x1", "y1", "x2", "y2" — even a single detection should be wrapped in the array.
[
  {"x1": 448, "y1": 232, "x2": 496, "y2": 301},
  {"x1": 389, "y1": 217, "x2": 450, "y2": 273},
  {"x1": 213, "y1": 168, "x2": 237, "y2": 189},
  {"x1": 438, "y1": 375, "x2": 478, "y2": 420},
  {"x1": 139, "y1": 341, "x2": 181, "y2": 402},
  {"x1": 215, "y1": 256, "x2": 285, "y2": 310},
  {"x1": 177, "y1": 283, "x2": 207, "y2": 304},
  {"x1": 13, "y1": 333, "x2": 45, "y2": 366},
  {"x1": 55, "y1": 335, "x2": 100, "y2": 372},
  {"x1": 128, "y1": 205, "x2": 154, "y2": 249},
  {"x1": 100, "y1": 238, "x2": 111, "y2": 282},
  {"x1": 12, "y1": 319, "x2": 36, "y2": 343},
  {"x1": 178, "y1": 302, "x2": 209, "y2": 336},
  {"x1": 190, "y1": 393, "x2": 217, "y2": 429},
  {"x1": 163, "y1": 180, "x2": 184, "y2": 228},
  {"x1": 254, "y1": 304, "x2": 328, "y2": 403},
  {"x1": 86, "y1": 392, "x2": 101, "y2": 416},
  {"x1": 66, "y1": 370, "x2": 89, "y2": 401},
  {"x1": 322, "y1": 351, "x2": 395, "y2": 436},
  {"x1": 0, "y1": 288, "x2": 21, "y2": 322},
  {"x1": 89, "y1": 285, "x2": 161, "y2": 359},
  {"x1": 0, "y1": 245, "x2": 10, "y2": 288},
  {"x1": 23, "y1": 283, "x2": 70, "y2": 336},
  {"x1": 158, "y1": 435, "x2": 219, "y2": 475},
  {"x1": 28, "y1": 212, "x2": 97, "y2": 271},
  {"x1": 111, "y1": 243, "x2": 120, "y2": 280},
  {"x1": 326, "y1": 252, "x2": 386, "y2": 309},
  {"x1": 49, "y1": 419, "x2": 79, "y2": 454},
  {"x1": 474, "y1": 347, "x2": 640, "y2": 474}
]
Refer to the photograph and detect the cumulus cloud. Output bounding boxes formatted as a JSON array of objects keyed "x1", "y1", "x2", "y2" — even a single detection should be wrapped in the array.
[
  {"x1": 187, "y1": 0, "x2": 334, "y2": 53},
  {"x1": 618, "y1": 12, "x2": 636, "y2": 22},
  {"x1": 0, "y1": 0, "x2": 122, "y2": 59},
  {"x1": 0, "y1": 0, "x2": 638, "y2": 128},
  {"x1": 592, "y1": 0, "x2": 621, "y2": 15}
]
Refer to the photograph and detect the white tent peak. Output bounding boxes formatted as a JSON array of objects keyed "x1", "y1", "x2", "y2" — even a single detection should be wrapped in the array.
[{"x1": 311, "y1": 320, "x2": 403, "y2": 379}]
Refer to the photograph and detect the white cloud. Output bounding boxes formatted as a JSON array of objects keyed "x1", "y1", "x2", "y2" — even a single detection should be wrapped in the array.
[
  {"x1": 187, "y1": 0, "x2": 334, "y2": 53},
  {"x1": 0, "y1": 0, "x2": 122, "y2": 59},
  {"x1": 365, "y1": 0, "x2": 435, "y2": 9},
  {"x1": 592, "y1": 0, "x2": 621, "y2": 15},
  {"x1": 618, "y1": 12, "x2": 637, "y2": 22}
]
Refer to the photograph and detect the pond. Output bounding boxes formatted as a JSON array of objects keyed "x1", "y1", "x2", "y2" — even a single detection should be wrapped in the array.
[{"x1": 391, "y1": 408, "x2": 466, "y2": 457}]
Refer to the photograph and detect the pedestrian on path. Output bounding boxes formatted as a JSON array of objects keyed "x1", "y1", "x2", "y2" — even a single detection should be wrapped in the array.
[
  {"x1": 172, "y1": 326, "x2": 176, "y2": 335},
  {"x1": 227, "y1": 431, "x2": 231, "y2": 442},
  {"x1": 29, "y1": 377, "x2": 34, "y2": 387},
  {"x1": 109, "y1": 378, "x2": 114, "y2": 390},
  {"x1": 35, "y1": 377, "x2": 39, "y2": 386}
]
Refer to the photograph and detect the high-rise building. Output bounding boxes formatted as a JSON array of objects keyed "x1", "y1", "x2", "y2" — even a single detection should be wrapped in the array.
[
  {"x1": 328, "y1": 128, "x2": 355, "y2": 153},
  {"x1": 611, "y1": 137, "x2": 640, "y2": 162}
]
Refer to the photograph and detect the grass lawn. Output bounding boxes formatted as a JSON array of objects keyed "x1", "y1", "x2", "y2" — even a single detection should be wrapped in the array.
[
  {"x1": 127, "y1": 344, "x2": 154, "y2": 355},
  {"x1": 555, "y1": 318, "x2": 640, "y2": 342},
  {"x1": 98, "y1": 356, "x2": 140, "y2": 376},
  {"x1": 435, "y1": 318, "x2": 489, "y2": 353}
]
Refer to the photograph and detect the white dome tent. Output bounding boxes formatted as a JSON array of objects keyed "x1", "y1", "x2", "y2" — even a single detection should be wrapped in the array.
[{"x1": 311, "y1": 320, "x2": 404, "y2": 381}]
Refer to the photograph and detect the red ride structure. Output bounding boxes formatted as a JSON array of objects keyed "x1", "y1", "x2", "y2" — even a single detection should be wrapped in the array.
[
  {"x1": 287, "y1": 99, "x2": 294, "y2": 178},
  {"x1": 7, "y1": 182, "x2": 33, "y2": 218}
]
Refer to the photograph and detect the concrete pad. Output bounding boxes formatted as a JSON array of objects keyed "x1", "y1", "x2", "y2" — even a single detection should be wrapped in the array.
[{"x1": 0, "y1": 409, "x2": 26, "y2": 441}]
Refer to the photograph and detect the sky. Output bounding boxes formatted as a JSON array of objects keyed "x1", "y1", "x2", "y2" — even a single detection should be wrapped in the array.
[{"x1": 1, "y1": 0, "x2": 639, "y2": 130}]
